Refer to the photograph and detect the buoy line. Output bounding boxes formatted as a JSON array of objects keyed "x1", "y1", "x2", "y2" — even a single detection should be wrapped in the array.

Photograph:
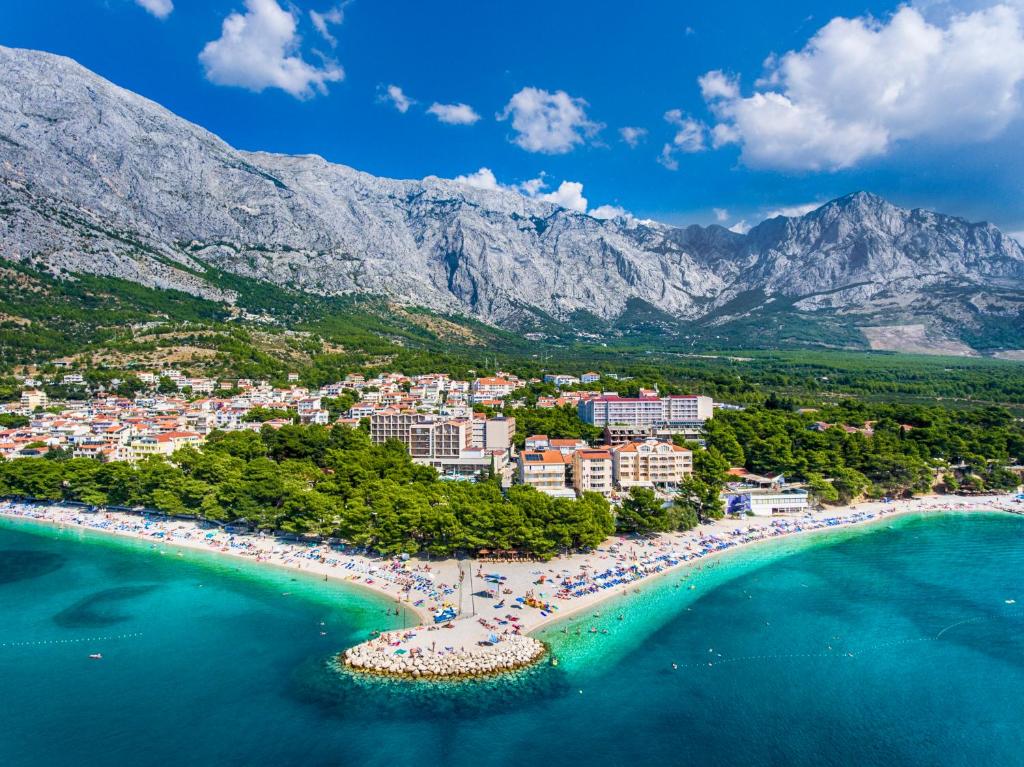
[
  {"x1": 1, "y1": 632, "x2": 145, "y2": 648},
  {"x1": 667, "y1": 614, "x2": 1024, "y2": 672}
]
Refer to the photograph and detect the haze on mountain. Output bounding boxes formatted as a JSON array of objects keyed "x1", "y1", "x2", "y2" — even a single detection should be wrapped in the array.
[{"x1": 2, "y1": 45, "x2": 1022, "y2": 355}]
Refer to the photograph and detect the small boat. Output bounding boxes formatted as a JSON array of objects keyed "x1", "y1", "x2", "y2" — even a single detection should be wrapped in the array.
[{"x1": 88, "y1": 653, "x2": 102, "y2": 660}]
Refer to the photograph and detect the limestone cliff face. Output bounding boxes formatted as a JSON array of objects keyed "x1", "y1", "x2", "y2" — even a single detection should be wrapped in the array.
[{"x1": 2, "y1": 45, "x2": 1022, "y2": 340}]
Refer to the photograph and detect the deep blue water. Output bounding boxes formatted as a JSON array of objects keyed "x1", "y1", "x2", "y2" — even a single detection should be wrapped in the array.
[{"x1": 1, "y1": 512, "x2": 1022, "y2": 767}]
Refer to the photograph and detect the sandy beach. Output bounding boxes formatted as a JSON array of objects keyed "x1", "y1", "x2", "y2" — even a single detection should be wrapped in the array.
[{"x1": 2, "y1": 494, "x2": 1020, "y2": 676}]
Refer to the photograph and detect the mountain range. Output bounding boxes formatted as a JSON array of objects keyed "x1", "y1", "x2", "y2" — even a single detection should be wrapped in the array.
[{"x1": 2, "y1": 45, "x2": 1023, "y2": 355}]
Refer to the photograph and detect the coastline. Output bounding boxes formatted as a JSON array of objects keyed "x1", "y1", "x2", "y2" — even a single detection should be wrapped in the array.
[{"x1": 2, "y1": 493, "x2": 1020, "y2": 680}]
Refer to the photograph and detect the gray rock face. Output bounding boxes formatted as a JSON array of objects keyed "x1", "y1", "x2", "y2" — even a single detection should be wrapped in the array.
[{"x1": 2, "y1": 45, "x2": 1023, "y2": 339}]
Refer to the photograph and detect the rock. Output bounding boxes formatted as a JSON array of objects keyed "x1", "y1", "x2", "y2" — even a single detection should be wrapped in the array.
[{"x1": 2, "y1": 45, "x2": 1022, "y2": 348}]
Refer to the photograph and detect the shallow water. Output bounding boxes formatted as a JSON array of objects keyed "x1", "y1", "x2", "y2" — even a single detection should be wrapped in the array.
[{"x1": 1, "y1": 512, "x2": 1022, "y2": 767}]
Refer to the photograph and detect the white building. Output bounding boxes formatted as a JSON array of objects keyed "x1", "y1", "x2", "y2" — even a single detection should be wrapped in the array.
[
  {"x1": 572, "y1": 449, "x2": 614, "y2": 496},
  {"x1": 723, "y1": 489, "x2": 810, "y2": 516},
  {"x1": 579, "y1": 394, "x2": 713, "y2": 428},
  {"x1": 518, "y1": 450, "x2": 569, "y2": 494}
]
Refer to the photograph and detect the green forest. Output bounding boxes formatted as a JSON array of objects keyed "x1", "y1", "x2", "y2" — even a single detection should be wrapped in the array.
[{"x1": 0, "y1": 425, "x2": 623, "y2": 557}]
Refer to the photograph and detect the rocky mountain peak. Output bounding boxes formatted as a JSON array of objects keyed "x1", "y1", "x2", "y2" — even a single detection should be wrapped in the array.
[{"x1": 1, "y1": 45, "x2": 1023, "y2": 352}]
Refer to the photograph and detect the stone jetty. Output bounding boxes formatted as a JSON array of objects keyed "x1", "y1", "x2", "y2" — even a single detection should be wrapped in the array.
[{"x1": 342, "y1": 634, "x2": 546, "y2": 679}]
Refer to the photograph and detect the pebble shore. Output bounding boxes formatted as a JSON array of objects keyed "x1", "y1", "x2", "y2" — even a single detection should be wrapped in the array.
[{"x1": 342, "y1": 635, "x2": 547, "y2": 679}]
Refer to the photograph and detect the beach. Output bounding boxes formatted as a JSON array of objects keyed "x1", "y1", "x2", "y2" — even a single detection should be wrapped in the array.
[{"x1": 2, "y1": 493, "x2": 1020, "y2": 678}]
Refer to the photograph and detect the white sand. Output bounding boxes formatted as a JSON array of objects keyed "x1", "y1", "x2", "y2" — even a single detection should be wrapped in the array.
[{"x1": 3, "y1": 494, "x2": 1020, "y2": 675}]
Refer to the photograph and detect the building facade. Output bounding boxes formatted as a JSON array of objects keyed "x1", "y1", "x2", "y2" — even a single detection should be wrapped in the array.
[
  {"x1": 612, "y1": 439, "x2": 693, "y2": 487},
  {"x1": 572, "y1": 449, "x2": 614, "y2": 495}
]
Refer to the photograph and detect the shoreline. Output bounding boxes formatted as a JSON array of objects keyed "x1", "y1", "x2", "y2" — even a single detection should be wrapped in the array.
[{"x1": 2, "y1": 494, "x2": 1021, "y2": 680}]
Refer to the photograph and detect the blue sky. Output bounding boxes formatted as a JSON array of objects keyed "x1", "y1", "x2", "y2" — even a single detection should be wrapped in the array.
[{"x1": 2, "y1": 0, "x2": 1023, "y2": 235}]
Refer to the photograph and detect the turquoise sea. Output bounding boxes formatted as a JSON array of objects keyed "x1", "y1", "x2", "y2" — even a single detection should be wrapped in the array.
[{"x1": 1, "y1": 512, "x2": 1022, "y2": 767}]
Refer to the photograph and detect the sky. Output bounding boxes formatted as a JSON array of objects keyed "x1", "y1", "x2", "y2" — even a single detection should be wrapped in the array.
[{"x1": 2, "y1": 0, "x2": 1023, "y2": 236}]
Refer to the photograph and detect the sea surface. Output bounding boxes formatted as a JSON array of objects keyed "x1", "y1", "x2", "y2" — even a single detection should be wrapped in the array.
[{"x1": 1, "y1": 512, "x2": 1022, "y2": 767}]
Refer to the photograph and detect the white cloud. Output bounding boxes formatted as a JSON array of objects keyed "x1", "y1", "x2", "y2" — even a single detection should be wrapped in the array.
[
  {"x1": 540, "y1": 181, "x2": 588, "y2": 213},
  {"x1": 713, "y1": 207, "x2": 729, "y2": 222},
  {"x1": 728, "y1": 220, "x2": 751, "y2": 234},
  {"x1": 619, "y1": 126, "x2": 647, "y2": 147},
  {"x1": 452, "y1": 167, "x2": 501, "y2": 191},
  {"x1": 701, "y1": 5, "x2": 1024, "y2": 171},
  {"x1": 427, "y1": 102, "x2": 481, "y2": 125},
  {"x1": 380, "y1": 84, "x2": 414, "y2": 113},
  {"x1": 1008, "y1": 230, "x2": 1024, "y2": 245},
  {"x1": 517, "y1": 175, "x2": 547, "y2": 196},
  {"x1": 200, "y1": 0, "x2": 343, "y2": 99},
  {"x1": 591, "y1": 204, "x2": 628, "y2": 220},
  {"x1": 497, "y1": 87, "x2": 602, "y2": 154},
  {"x1": 450, "y1": 167, "x2": 626, "y2": 218},
  {"x1": 658, "y1": 110, "x2": 707, "y2": 170},
  {"x1": 657, "y1": 143, "x2": 679, "y2": 171},
  {"x1": 135, "y1": 0, "x2": 173, "y2": 18},
  {"x1": 309, "y1": 6, "x2": 343, "y2": 47},
  {"x1": 763, "y1": 201, "x2": 824, "y2": 218},
  {"x1": 665, "y1": 110, "x2": 706, "y2": 152},
  {"x1": 698, "y1": 70, "x2": 738, "y2": 101}
]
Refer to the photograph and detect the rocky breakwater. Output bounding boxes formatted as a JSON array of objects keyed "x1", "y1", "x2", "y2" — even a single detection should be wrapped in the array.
[{"x1": 342, "y1": 634, "x2": 546, "y2": 679}]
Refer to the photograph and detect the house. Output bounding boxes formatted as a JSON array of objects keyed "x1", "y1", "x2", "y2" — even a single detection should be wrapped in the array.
[
  {"x1": 580, "y1": 372, "x2": 601, "y2": 384},
  {"x1": 524, "y1": 435, "x2": 550, "y2": 450}
]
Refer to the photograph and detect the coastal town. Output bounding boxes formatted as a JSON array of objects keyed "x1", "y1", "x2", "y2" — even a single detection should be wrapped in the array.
[{"x1": 1, "y1": 368, "x2": 810, "y2": 515}]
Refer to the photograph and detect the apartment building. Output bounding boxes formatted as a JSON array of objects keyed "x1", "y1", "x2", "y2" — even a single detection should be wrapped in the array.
[
  {"x1": 126, "y1": 431, "x2": 203, "y2": 462},
  {"x1": 20, "y1": 390, "x2": 48, "y2": 414},
  {"x1": 470, "y1": 415, "x2": 516, "y2": 453},
  {"x1": 572, "y1": 449, "x2": 614, "y2": 495},
  {"x1": 471, "y1": 377, "x2": 517, "y2": 401},
  {"x1": 579, "y1": 394, "x2": 713, "y2": 428},
  {"x1": 579, "y1": 396, "x2": 666, "y2": 427},
  {"x1": 369, "y1": 410, "x2": 428, "y2": 445},
  {"x1": 612, "y1": 439, "x2": 693, "y2": 487},
  {"x1": 518, "y1": 450, "x2": 570, "y2": 494},
  {"x1": 663, "y1": 395, "x2": 715, "y2": 424},
  {"x1": 409, "y1": 418, "x2": 472, "y2": 459}
]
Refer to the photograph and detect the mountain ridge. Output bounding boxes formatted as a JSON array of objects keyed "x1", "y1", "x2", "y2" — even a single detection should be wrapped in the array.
[{"x1": 2, "y1": 45, "x2": 1023, "y2": 353}]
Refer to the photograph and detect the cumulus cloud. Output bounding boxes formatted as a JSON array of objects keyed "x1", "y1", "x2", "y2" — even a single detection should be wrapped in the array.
[
  {"x1": 200, "y1": 0, "x2": 343, "y2": 99},
  {"x1": 713, "y1": 207, "x2": 729, "y2": 222},
  {"x1": 728, "y1": 220, "x2": 751, "y2": 234},
  {"x1": 452, "y1": 167, "x2": 502, "y2": 191},
  {"x1": 698, "y1": 70, "x2": 738, "y2": 101},
  {"x1": 658, "y1": 109, "x2": 707, "y2": 170},
  {"x1": 590, "y1": 204, "x2": 628, "y2": 220},
  {"x1": 427, "y1": 102, "x2": 481, "y2": 125},
  {"x1": 619, "y1": 126, "x2": 647, "y2": 147},
  {"x1": 701, "y1": 5, "x2": 1024, "y2": 171},
  {"x1": 380, "y1": 84, "x2": 414, "y2": 113},
  {"x1": 497, "y1": 87, "x2": 602, "y2": 154},
  {"x1": 309, "y1": 5, "x2": 343, "y2": 47},
  {"x1": 763, "y1": 201, "x2": 824, "y2": 218},
  {"x1": 450, "y1": 167, "x2": 626, "y2": 218},
  {"x1": 135, "y1": 0, "x2": 173, "y2": 18},
  {"x1": 540, "y1": 181, "x2": 588, "y2": 213}
]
